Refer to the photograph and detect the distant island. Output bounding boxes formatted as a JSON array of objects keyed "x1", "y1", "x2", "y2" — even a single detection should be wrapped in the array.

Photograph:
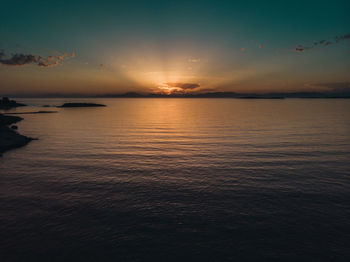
[{"x1": 58, "y1": 103, "x2": 106, "y2": 108}]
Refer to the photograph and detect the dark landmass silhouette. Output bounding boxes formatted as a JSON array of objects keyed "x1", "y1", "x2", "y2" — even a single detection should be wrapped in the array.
[
  {"x1": 0, "y1": 97, "x2": 27, "y2": 109},
  {"x1": 0, "y1": 113, "x2": 33, "y2": 156},
  {"x1": 58, "y1": 103, "x2": 106, "y2": 108},
  {"x1": 3, "y1": 89, "x2": 350, "y2": 98},
  {"x1": 6, "y1": 111, "x2": 58, "y2": 114},
  {"x1": 95, "y1": 90, "x2": 350, "y2": 98}
]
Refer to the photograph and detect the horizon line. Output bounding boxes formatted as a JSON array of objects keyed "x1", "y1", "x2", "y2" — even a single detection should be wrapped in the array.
[{"x1": 1, "y1": 90, "x2": 350, "y2": 99}]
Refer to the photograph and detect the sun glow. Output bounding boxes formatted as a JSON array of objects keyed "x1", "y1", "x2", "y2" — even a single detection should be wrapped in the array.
[
  {"x1": 157, "y1": 83, "x2": 182, "y2": 94},
  {"x1": 102, "y1": 47, "x2": 211, "y2": 94},
  {"x1": 100, "y1": 47, "x2": 257, "y2": 94}
]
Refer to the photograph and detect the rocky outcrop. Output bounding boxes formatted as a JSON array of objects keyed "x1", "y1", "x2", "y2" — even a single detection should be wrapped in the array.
[
  {"x1": 0, "y1": 114, "x2": 33, "y2": 156},
  {"x1": 0, "y1": 97, "x2": 27, "y2": 109}
]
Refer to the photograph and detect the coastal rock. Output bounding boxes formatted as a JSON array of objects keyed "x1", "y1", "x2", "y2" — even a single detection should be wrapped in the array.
[
  {"x1": 0, "y1": 114, "x2": 23, "y2": 125},
  {"x1": 0, "y1": 114, "x2": 33, "y2": 156},
  {"x1": 0, "y1": 97, "x2": 26, "y2": 109}
]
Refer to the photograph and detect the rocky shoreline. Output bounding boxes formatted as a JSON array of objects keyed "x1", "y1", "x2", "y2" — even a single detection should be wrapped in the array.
[
  {"x1": 0, "y1": 98, "x2": 33, "y2": 156},
  {"x1": 0, "y1": 98, "x2": 107, "y2": 156},
  {"x1": 0, "y1": 114, "x2": 33, "y2": 156}
]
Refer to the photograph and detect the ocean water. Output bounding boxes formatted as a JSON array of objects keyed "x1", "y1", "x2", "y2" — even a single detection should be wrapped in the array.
[{"x1": 1, "y1": 98, "x2": 349, "y2": 261}]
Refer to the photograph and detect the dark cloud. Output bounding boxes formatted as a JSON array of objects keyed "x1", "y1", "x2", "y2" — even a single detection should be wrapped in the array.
[
  {"x1": 335, "y1": 33, "x2": 350, "y2": 42},
  {"x1": 0, "y1": 51, "x2": 75, "y2": 67},
  {"x1": 0, "y1": 53, "x2": 39, "y2": 66},
  {"x1": 165, "y1": 82, "x2": 200, "y2": 90},
  {"x1": 322, "y1": 41, "x2": 333, "y2": 46},
  {"x1": 295, "y1": 45, "x2": 305, "y2": 52},
  {"x1": 313, "y1": 39, "x2": 333, "y2": 46},
  {"x1": 294, "y1": 33, "x2": 349, "y2": 53},
  {"x1": 294, "y1": 45, "x2": 313, "y2": 53}
]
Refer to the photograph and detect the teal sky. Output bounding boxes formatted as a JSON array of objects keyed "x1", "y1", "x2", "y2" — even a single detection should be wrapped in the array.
[{"x1": 1, "y1": 0, "x2": 349, "y2": 95}]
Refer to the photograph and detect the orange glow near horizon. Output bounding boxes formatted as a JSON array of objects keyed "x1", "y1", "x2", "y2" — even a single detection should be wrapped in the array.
[{"x1": 1, "y1": 44, "x2": 348, "y2": 96}]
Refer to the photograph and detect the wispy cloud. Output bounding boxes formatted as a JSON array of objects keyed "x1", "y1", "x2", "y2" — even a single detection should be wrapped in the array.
[
  {"x1": 334, "y1": 33, "x2": 350, "y2": 42},
  {"x1": 294, "y1": 33, "x2": 350, "y2": 53},
  {"x1": 188, "y1": 58, "x2": 201, "y2": 63},
  {"x1": 294, "y1": 45, "x2": 313, "y2": 53},
  {"x1": 99, "y1": 63, "x2": 114, "y2": 71},
  {"x1": 0, "y1": 50, "x2": 75, "y2": 67}
]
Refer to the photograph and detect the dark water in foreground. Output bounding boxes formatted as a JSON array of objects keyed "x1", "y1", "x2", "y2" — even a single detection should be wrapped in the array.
[{"x1": 1, "y1": 98, "x2": 350, "y2": 261}]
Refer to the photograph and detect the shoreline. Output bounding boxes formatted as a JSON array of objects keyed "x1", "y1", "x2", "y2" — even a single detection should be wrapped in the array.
[{"x1": 0, "y1": 114, "x2": 33, "y2": 156}]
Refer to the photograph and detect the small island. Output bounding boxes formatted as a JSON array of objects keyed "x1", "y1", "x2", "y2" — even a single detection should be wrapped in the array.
[{"x1": 58, "y1": 103, "x2": 106, "y2": 108}]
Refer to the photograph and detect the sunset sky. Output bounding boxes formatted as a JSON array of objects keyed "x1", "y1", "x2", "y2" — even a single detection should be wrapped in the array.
[{"x1": 1, "y1": 0, "x2": 349, "y2": 96}]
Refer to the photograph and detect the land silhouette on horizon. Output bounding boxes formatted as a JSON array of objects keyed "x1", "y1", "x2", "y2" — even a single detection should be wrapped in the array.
[{"x1": 3, "y1": 90, "x2": 350, "y2": 99}]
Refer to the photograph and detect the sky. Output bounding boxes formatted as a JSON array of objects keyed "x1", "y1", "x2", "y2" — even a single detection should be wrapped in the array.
[{"x1": 0, "y1": 0, "x2": 349, "y2": 96}]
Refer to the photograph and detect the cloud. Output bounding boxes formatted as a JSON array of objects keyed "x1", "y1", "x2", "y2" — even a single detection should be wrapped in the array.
[
  {"x1": 99, "y1": 63, "x2": 108, "y2": 70},
  {"x1": 165, "y1": 82, "x2": 200, "y2": 90},
  {"x1": 99, "y1": 64, "x2": 105, "y2": 70},
  {"x1": 313, "y1": 39, "x2": 333, "y2": 46},
  {"x1": 0, "y1": 51, "x2": 75, "y2": 67},
  {"x1": 188, "y1": 58, "x2": 200, "y2": 63},
  {"x1": 335, "y1": 33, "x2": 350, "y2": 42},
  {"x1": 0, "y1": 53, "x2": 39, "y2": 66},
  {"x1": 99, "y1": 63, "x2": 115, "y2": 71},
  {"x1": 294, "y1": 44, "x2": 314, "y2": 52},
  {"x1": 294, "y1": 45, "x2": 306, "y2": 53},
  {"x1": 322, "y1": 41, "x2": 333, "y2": 46},
  {"x1": 294, "y1": 33, "x2": 350, "y2": 53}
]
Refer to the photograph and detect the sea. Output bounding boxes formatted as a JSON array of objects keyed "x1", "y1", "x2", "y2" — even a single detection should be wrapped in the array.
[{"x1": 1, "y1": 98, "x2": 349, "y2": 261}]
